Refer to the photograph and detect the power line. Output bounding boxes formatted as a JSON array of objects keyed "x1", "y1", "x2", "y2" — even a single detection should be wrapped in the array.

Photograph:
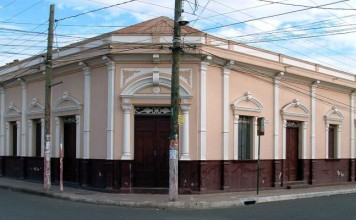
[
  {"x1": 256, "y1": 0, "x2": 356, "y2": 11},
  {"x1": 0, "y1": 0, "x2": 17, "y2": 12},
  {"x1": 2, "y1": 0, "x2": 44, "y2": 22},
  {"x1": 55, "y1": 0, "x2": 138, "y2": 22}
]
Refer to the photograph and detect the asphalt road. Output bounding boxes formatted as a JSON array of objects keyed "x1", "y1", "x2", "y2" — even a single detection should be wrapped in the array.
[{"x1": 1, "y1": 188, "x2": 356, "y2": 220}]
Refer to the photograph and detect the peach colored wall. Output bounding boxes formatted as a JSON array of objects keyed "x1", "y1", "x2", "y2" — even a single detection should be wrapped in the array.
[
  {"x1": 27, "y1": 80, "x2": 45, "y2": 107},
  {"x1": 90, "y1": 65, "x2": 108, "y2": 159},
  {"x1": 206, "y1": 65, "x2": 223, "y2": 160},
  {"x1": 229, "y1": 70, "x2": 274, "y2": 159},
  {"x1": 5, "y1": 86, "x2": 22, "y2": 115},
  {"x1": 315, "y1": 87, "x2": 350, "y2": 159}
]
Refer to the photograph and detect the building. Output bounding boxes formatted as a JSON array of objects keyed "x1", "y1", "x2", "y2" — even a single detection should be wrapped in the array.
[{"x1": 0, "y1": 16, "x2": 355, "y2": 193}]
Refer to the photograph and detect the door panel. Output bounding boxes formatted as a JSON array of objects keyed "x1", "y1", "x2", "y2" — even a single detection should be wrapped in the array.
[
  {"x1": 134, "y1": 116, "x2": 170, "y2": 188},
  {"x1": 286, "y1": 126, "x2": 299, "y2": 181},
  {"x1": 63, "y1": 116, "x2": 77, "y2": 182}
]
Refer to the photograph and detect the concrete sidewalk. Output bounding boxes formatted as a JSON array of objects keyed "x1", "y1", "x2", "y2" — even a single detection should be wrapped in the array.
[{"x1": 1, "y1": 177, "x2": 356, "y2": 209}]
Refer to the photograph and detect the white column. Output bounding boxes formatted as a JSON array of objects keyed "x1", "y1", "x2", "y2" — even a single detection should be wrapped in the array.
[
  {"x1": 41, "y1": 119, "x2": 45, "y2": 157},
  {"x1": 311, "y1": 81, "x2": 319, "y2": 159},
  {"x1": 233, "y1": 114, "x2": 239, "y2": 160},
  {"x1": 252, "y1": 116, "x2": 259, "y2": 160},
  {"x1": 199, "y1": 61, "x2": 208, "y2": 160},
  {"x1": 223, "y1": 65, "x2": 230, "y2": 160},
  {"x1": 75, "y1": 115, "x2": 81, "y2": 159},
  {"x1": 325, "y1": 123, "x2": 329, "y2": 159},
  {"x1": 16, "y1": 121, "x2": 20, "y2": 156},
  {"x1": 5, "y1": 122, "x2": 9, "y2": 155},
  {"x1": 180, "y1": 104, "x2": 191, "y2": 160},
  {"x1": 274, "y1": 73, "x2": 283, "y2": 159},
  {"x1": 302, "y1": 122, "x2": 307, "y2": 159},
  {"x1": 337, "y1": 125, "x2": 341, "y2": 158},
  {"x1": 103, "y1": 56, "x2": 115, "y2": 160},
  {"x1": 0, "y1": 87, "x2": 5, "y2": 156},
  {"x1": 81, "y1": 62, "x2": 91, "y2": 159},
  {"x1": 351, "y1": 92, "x2": 355, "y2": 158},
  {"x1": 28, "y1": 120, "x2": 33, "y2": 156},
  {"x1": 55, "y1": 117, "x2": 60, "y2": 158},
  {"x1": 282, "y1": 120, "x2": 287, "y2": 159},
  {"x1": 20, "y1": 80, "x2": 27, "y2": 156},
  {"x1": 121, "y1": 104, "x2": 132, "y2": 160}
]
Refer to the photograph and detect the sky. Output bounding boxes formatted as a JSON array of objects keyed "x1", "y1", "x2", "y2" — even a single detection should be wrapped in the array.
[{"x1": 1, "y1": 0, "x2": 356, "y2": 74}]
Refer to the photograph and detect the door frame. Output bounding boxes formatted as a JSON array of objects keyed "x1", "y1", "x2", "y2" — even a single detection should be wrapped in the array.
[
  {"x1": 285, "y1": 120, "x2": 304, "y2": 181},
  {"x1": 133, "y1": 106, "x2": 171, "y2": 188}
]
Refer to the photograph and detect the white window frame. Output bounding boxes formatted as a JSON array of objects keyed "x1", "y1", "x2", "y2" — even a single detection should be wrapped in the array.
[{"x1": 324, "y1": 106, "x2": 344, "y2": 159}]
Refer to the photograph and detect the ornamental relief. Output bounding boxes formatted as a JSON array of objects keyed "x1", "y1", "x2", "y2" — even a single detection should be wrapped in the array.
[{"x1": 121, "y1": 68, "x2": 193, "y2": 88}]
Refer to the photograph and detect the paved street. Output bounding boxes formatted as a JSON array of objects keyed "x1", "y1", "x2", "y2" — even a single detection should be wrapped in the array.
[{"x1": 1, "y1": 188, "x2": 356, "y2": 220}]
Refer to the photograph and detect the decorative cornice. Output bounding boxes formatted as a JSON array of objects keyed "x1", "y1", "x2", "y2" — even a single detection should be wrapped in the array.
[
  {"x1": 325, "y1": 106, "x2": 344, "y2": 123},
  {"x1": 53, "y1": 91, "x2": 82, "y2": 112},
  {"x1": 231, "y1": 92, "x2": 263, "y2": 113},
  {"x1": 26, "y1": 98, "x2": 44, "y2": 115},
  {"x1": 281, "y1": 99, "x2": 310, "y2": 118}
]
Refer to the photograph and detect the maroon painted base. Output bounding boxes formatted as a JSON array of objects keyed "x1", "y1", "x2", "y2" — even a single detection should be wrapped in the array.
[{"x1": 0, "y1": 157, "x2": 354, "y2": 194}]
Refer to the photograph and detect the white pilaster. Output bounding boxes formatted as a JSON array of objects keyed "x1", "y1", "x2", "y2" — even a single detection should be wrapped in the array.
[
  {"x1": 351, "y1": 92, "x2": 355, "y2": 158},
  {"x1": 20, "y1": 80, "x2": 27, "y2": 156},
  {"x1": 121, "y1": 104, "x2": 132, "y2": 160},
  {"x1": 223, "y1": 64, "x2": 231, "y2": 160},
  {"x1": 325, "y1": 123, "x2": 329, "y2": 159},
  {"x1": 28, "y1": 120, "x2": 33, "y2": 156},
  {"x1": 233, "y1": 115, "x2": 239, "y2": 160},
  {"x1": 16, "y1": 121, "x2": 20, "y2": 156},
  {"x1": 0, "y1": 87, "x2": 4, "y2": 156},
  {"x1": 253, "y1": 116, "x2": 259, "y2": 160},
  {"x1": 76, "y1": 115, "x2": 81, "y2": 159},
  {"x1": 302, "y1": 122, "x2": 307, "y2": 159},
  {"x1": 55, "y1": 117, "x2": 60, "y2": 158},
  {"x1": 41, "y1": 119, "x2": 45, "y2": 157},
  {"x1": 80, "y1": 62, "x2": 91, "y2": 159},
  {"x1": 103, "y1": 56, "x2": 115, "y2": 160},
  {"x1": 5, "y1": 122, "x2": 9, "y2": 155},
  {"x1": 199, "y1": 61, "x2": 209, "y2": 160},
  {"x1": 311, "y1": 81, "x2": 319, "y2": 159},
  {"x1": 337, "y1": 125, "x2": 341, "y2": 158},
  {"x1": 180, "y1": 104, "x2": 191, "y2": 160},
  {"x1": 282, "y1": 120, "x2": 287, "y2": 159},
  {"x1": 274, "y1": 73, "x2": 283, "y2": 159}
]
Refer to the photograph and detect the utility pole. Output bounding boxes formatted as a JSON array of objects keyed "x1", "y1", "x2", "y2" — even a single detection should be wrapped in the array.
[
  {"x1": 44, "y1": 4, "x2": 55, "y2": 191},
  {"x1": 169, "y1": 0, "x2": 183, "y2": 202}
]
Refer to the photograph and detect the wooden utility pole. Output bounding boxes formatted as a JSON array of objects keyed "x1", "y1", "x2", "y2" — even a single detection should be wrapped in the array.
[
  {"x1": 169, "y1": 0, "x2": 183, "y2": 201},
  {"x1": 44, "y1": 4, "x2": 55, "y2": 191}
]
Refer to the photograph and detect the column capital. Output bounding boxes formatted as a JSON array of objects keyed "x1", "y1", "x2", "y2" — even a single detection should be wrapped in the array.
[
  {"x1": 79, "y1": 62, "x2": 91, "y2": 75},
  {"x1": 103, "y1": 55, "x2": 114, "y2": 67},
  {"x1": 274, "y1": 72, "x2": 284, "y2": 85},
  {"x1": 122, "y1": 104, "x2": 133, "y2": 112},
  {"x1": 180, "y1": 104, "x2": 191, "y2": 113}
]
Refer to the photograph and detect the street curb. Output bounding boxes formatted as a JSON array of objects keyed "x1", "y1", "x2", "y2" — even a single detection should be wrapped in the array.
[{"x1": 1, "y1": 184, "x2": 356, "y2": 209}]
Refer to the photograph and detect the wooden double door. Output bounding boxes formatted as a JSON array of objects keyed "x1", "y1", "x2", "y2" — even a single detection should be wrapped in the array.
[{"x1": 134, "y1": 116, "x2": 170, "y2": 188}]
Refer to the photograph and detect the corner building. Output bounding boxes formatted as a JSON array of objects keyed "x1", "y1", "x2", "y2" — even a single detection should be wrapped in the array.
[{"x1": 0, "y1": 17, "x2": 355, "y2": 193}]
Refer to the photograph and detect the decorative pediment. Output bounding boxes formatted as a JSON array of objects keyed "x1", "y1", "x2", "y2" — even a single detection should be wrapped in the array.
[
  {"x1": 231, "y1": 92, "x2": 263, "y2": 113},
  {"x1": 121, "y1": 76, "x2": 192, "y2": 99},
  {"x1": 325, "y1": 106, "x2": 344, "y2": 124},
  {"x1": 120, "y1": 68, "x2": 193, "y2": 89},
  {"x1": 26, "y1": 98, "x2": 44, "y2": 115},
  {"x1": 53, "y1": 91, "x2": 82, "y2": 112},
  {"x1": 5, "y1": 102, "x2": 21, "y2": 118},
  {"x1": 281, "y1": 99, "x2": 310, "y2": 118}
]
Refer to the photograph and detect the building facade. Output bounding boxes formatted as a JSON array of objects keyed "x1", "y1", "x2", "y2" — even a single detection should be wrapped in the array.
[{"x1": 0, "y1": 17, "x2": 355, "y2": 193}]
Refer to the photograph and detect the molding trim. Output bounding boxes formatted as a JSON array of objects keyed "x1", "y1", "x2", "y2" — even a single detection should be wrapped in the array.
[
  {"x1": 324, "y1": 106, "x2": 344, "y2": 124},
  {"x1": 281, "y1": 99, "x2": 310, "y2": 118},
  {"x1": 121, "y1": 76, "x2": 192, "y2": 99},
  {"x1": 26, "y1": 98, "x2": 44, "y2": 115},
  {"x1": 53, "y1": 91, "x2": 82, "y2": 112},
  {"x1": 231, "y1": 92, "x2": 263, "y2": 113},
  {"x1": 5, "y1": 102, "x2": 21, "y2": 118}
]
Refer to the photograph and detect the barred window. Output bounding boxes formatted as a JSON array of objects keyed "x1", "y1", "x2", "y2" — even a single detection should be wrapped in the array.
[{"x1": 238, "y1": 116, "x2": 252, "y2": 159}]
